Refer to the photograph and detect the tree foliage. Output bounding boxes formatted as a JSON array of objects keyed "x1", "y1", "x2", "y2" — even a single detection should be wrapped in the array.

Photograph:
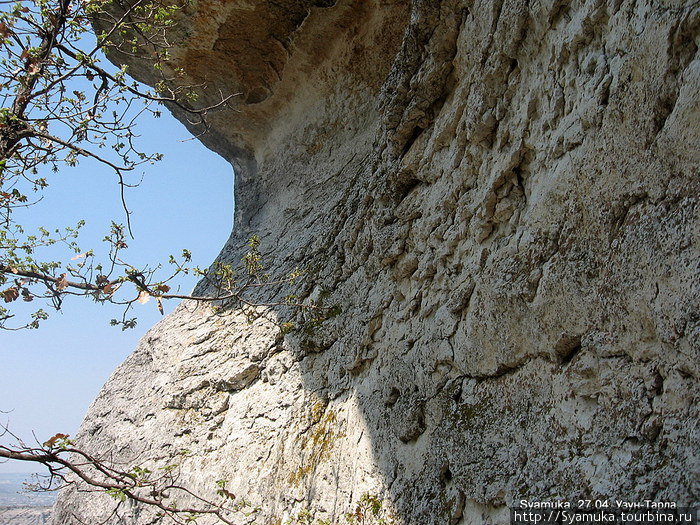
[
  {"x1": 0, "y1": 0, "x2": 242, "y2": 329},
  {"x1": 0, "y1": 0, "x2": 341, "y2": 520}
]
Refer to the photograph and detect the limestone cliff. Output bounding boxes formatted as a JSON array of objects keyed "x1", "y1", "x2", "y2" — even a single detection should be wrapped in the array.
[{"x1": 53, "y1": 0, "x2": 699, "y2": 523}]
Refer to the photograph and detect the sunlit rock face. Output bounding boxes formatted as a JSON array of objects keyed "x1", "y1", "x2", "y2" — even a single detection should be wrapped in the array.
[{"x1": 53, "y1": 0, "x2": 699, "y2": 523}]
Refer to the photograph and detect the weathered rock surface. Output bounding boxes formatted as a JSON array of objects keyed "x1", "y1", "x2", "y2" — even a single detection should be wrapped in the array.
[
  {"x1": 0, "y1": 507, "x2": 52, "y2": 525},
  {"x1": 54, "y1": 0, "x2": 699, "y2": 523}
]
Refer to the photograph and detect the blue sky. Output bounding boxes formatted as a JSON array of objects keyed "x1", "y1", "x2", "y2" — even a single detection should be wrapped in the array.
[{"x1": 0, "y1": 109, "x2": 233, "y2": 473}]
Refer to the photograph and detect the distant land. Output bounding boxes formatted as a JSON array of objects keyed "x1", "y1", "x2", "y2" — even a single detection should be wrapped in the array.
[
  {"x1": 0, "y1": 473, "x2": 56, "y2": 507},
  {"x1": 0, "y1": 474, "x2": 54, "y2": 525}
]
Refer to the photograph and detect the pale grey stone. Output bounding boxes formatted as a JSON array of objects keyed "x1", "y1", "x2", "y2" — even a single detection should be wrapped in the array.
[{"x1": 53, "y1": 0, "x2": 699, "y2": 523}]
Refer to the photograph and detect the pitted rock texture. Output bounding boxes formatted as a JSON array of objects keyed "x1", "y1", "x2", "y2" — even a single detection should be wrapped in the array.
[
  {"x1": 53, "y1": 0, "x2": 699, "y2": 523},
  {"x1": 0, "y1": 507, "x2": 52, "y2": 525}
]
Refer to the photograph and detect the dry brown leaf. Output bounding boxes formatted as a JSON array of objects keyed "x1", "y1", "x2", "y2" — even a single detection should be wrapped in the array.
[
  {"x1": 2, "y1": 287, "x2": 19, "y2": 303},
  {"x1": 0, "y1": 22, "x2": 12, "y2": 38},
  {"x1": 137, "y1": 290, "x2": 150, "y2": 304},
  {"x1": 55, "y1": 274, "x2": 68, "y2": 291},
  {"x1": 43, "y1": 433, "x2": 69, "y2": 448}
]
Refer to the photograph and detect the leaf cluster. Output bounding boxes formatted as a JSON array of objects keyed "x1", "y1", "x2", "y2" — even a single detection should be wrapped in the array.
[{"x1": 0, "y1": 0, "x2": 235, "y2": 329}]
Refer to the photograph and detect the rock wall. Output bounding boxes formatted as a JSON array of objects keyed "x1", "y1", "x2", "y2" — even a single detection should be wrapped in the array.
[
  {"x1": 0, "y1": 507, "x2": 52, "y2": 525},
  {"x1": 53, "y1": 0, "x2": 699, "y2": 523}
]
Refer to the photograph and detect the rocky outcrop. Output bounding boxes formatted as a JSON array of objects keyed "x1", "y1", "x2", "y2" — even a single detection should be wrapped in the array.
[
  {"x1": 0, "y1": 507, "x2": 52, "y2": 525},
  {"x1": 53, "y1": 0, "x2": 699, "y2": 523}
]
